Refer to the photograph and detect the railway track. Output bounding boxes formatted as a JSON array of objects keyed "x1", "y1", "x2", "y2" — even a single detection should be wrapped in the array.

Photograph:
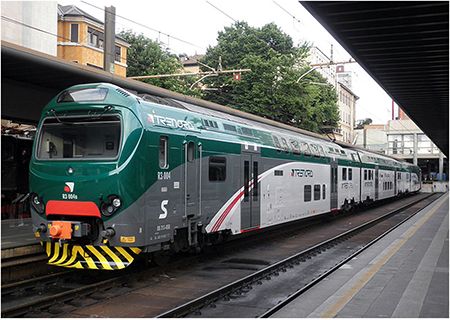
[
  {"x1": 1, "y1": 193, "x2": 436, "y2": 318},
  {"x1": 157, "y1": 193, "x2": 441, "y2": 318},
  {"x1": 0, "y1": 244, "x2": 56, "y2": 285}
]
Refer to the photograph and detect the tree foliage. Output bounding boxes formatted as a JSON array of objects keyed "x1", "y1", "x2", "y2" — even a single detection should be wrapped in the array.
[
  {"x1": 118, "y1": 30, "x2": 201, "y2": 96},
  {"x1": 200, "y1": 22, "x2": 339, "y2": 133}
]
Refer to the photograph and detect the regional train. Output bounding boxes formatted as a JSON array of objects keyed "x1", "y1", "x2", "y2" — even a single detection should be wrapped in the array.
[{"x1": 30, "y1": 83, "x2": 421, "y2": 270}]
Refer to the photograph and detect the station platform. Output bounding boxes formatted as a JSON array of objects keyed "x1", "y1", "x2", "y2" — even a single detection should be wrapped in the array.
[
  {"x1": 273, "y1": 193, "x2": 449, "y2": 318},
  {"x1": 1, "y1": 218, "x2": 41, "y2": 259}
]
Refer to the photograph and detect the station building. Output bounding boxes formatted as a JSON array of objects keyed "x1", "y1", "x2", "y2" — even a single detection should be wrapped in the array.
[
  {"x1": 355, "y1": 109, "x2": 448, "y2": 183},
  {"x1": 308, "y1": 47, "x2": 359, "y2": 144},
  {"x1": 57, "y1": 4, "x2": 130, "y2": 77}
]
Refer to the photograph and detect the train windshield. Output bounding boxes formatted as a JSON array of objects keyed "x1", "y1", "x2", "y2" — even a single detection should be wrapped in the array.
[{"x1": 36, "y1": 115, "x2": 121, "y2": 160}]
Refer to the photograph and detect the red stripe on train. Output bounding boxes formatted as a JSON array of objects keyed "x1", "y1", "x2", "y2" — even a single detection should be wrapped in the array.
[{"x1": 46, "y1": 200, "x2": 101, "y2": 217}]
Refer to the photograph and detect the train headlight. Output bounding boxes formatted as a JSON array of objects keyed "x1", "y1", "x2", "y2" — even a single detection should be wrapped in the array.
[
  {"x1": 112, "y1": 198, "x2": 121, "y2": 208},
  {"x1": 33, "y1": 195, "x2": 41, "y2": 205},
  {"x1": 101, "y1": 195, "x2": 121, "y2": 217},
  {"x1": 30, "y1": 193, "x2": 45, "y2": 214}
]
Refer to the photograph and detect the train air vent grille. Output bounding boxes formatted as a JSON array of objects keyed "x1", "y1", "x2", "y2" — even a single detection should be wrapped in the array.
[{"x1": 116, "y1": 88, "x2": 130, "y2": 97}]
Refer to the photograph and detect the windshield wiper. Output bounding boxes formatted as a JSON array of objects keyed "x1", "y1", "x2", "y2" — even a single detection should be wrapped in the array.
[
  {"x1": 49, "y1": 109, "x2": 74, "y2": 125},
  {"x1": 90, "y1": 105, "x2": 114, "y2": 120}
]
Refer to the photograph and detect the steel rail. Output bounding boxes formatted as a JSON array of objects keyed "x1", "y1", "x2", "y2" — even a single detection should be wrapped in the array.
[
  {"x1": 157, "y1": 193, "x2": 437, "y2": 318},
  {"x1": 1, "y1": 275, "x2": 123, "y2": 317},
  {"x1": 1, "y1": 270, "x2": 73, "y2": 291}
]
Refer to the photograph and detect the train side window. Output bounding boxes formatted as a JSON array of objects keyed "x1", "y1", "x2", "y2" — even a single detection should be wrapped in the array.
[
  {"x1": 187, "y1": 141, "x2": 195, "y2": 162},
  {"x1": 342, "y1": 168, "x2": 347, "y2": 181},
  {"x1": 253, "y1": 162, "x2": 258, "y2": 200},
  {"x1": 317, "y1": 145, "x2": 325, "y2": 157},
  {"x1": 280, "y1": 137, "x2": 290, "y2": 153},
  {"x1": 322, "y1": 184, "x2": 326, "y2": 199},
  {"x1": 314, "y1": 185, "x2": 320, "y2": 200},
  {"x1": 159, "y1": 136, "x2": 169, "y2": 169},
  {"x1": 348, "y1": 168, "x2": 353, "y2": 180},
  {"x1": 301, "y1": 142, "x2": 311, "y2": 156},
  {"x1": 369, "y1": 170, "x2": 373, "y2": 180},
  {"x1": 304, "y1": 185, "x2": 312, "y2": 202},
  {"x1": 398, "y1": 172, "x2": 401, "y2": 179},
  {"x1": 244, "y1": 161, "x2": 250, "y2": 201},
  {"x1": 289, "y1": 139, "x2": 301, "y2": 155},
  {"x1": 364, "y1": 169, "x2": 367, "y2": 180},
  {"x1": 272, "y1": 135, "x2": 282, "y2": 151},
  {"x1": 209, "y1": 157, "x2": 226, "y2": 181}
]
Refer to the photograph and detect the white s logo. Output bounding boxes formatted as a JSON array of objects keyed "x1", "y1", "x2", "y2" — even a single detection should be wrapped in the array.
[{"x1": 159, "y1": 200, "x2": 168, "y2": 219}]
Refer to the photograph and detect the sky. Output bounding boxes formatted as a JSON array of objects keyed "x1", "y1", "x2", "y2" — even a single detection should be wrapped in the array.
[{"x1": 61, "y1": 0, "x2": 399, "y2": 124}]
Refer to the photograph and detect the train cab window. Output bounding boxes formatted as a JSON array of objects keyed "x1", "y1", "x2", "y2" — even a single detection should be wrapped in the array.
[
  {"x1": 342, "y1": 168, "x2": 347, "y2": 180},
  {"x1": 37, "y1": 116, "x2": 120, "y2": 160},
  {"x1": 314, "y1": 185, "x2": 321, "y2": 200},
  {"x1": 209, "y1": 157, "x2": 226, "y2": 181},
  {"x1": 159, "y1": 136, "x2": 168, "y2": 168},
  {"x1": 186, "y1": 141, "x2": 195, "y2": 162},
  {"x1": 322, "y1": 184, "x2": 326, "y2": 199},
  {"x1": 348, "y1": 168, "x2": 353, "y2": 180},
  {"x1": 304, "y1": 185, "x2": 312, "y2": 202}
]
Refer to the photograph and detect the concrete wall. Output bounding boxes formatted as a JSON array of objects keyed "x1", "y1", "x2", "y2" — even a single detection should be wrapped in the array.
[{"x1": 2, "y1": 1, "x2": 57, "y2": 56}]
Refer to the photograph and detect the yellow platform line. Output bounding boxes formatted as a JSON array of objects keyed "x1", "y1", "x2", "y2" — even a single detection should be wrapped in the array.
[{"x1": 320, "y1": 194, "x2": 448, "y2": 318}]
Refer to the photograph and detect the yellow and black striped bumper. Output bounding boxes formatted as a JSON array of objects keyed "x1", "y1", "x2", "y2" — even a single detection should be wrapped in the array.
[{"x1": 42, "y1": 242, "x2": 142, "y2": 270}]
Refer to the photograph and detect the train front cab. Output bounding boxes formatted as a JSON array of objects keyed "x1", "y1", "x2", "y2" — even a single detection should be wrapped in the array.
[{"x1": 30, "y1": 84, "x2": 146, "y2": 270}]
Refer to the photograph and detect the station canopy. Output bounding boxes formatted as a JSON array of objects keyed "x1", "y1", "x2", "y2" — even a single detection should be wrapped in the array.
[{"x1": 300, "y1": 1, "x2": 449, "y2": 157}]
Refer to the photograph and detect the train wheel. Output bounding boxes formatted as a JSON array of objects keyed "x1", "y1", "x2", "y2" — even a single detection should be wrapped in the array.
[{"x1": 152, "y1": 250, "x2": 172, "y2": 266}]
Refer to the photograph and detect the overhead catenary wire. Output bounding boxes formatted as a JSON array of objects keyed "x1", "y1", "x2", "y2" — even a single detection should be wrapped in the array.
[
  {"x1": 272, "y1": 0, "x2": 301, "y2": 24},
  {"x1": 80, "y1": 0, "x2": 205, "y2": 51},
  {"x1": 205, "y1": 1, "x2": 237, "y2": 23}
]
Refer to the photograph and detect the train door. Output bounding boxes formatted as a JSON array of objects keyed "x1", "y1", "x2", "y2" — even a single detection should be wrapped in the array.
[
  {"x1": 330, "y1": 160, "x2": 338, "y2": 209},
  {"x1": 241, "y1": 152, "x2": 260, "y2": 231},
  {"x1": 184, "y1": 136, "x2": 199, "y2": 219},
  {"x1": 375, "y1": 166, "x2": 379, "y2": 200}
]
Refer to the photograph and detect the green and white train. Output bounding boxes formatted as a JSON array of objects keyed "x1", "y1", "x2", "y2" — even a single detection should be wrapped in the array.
[{"x1": 30, "y1": 83, "x2": 421, "y2": 270}]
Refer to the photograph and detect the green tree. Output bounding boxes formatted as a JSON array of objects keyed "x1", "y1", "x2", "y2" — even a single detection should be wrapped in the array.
[
  {"x1": 119, "y1": 30, "x2": 200, "y2": 96},
  {"x1": 200, "y1": 22, "x2": 339, "y2": 133}
]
